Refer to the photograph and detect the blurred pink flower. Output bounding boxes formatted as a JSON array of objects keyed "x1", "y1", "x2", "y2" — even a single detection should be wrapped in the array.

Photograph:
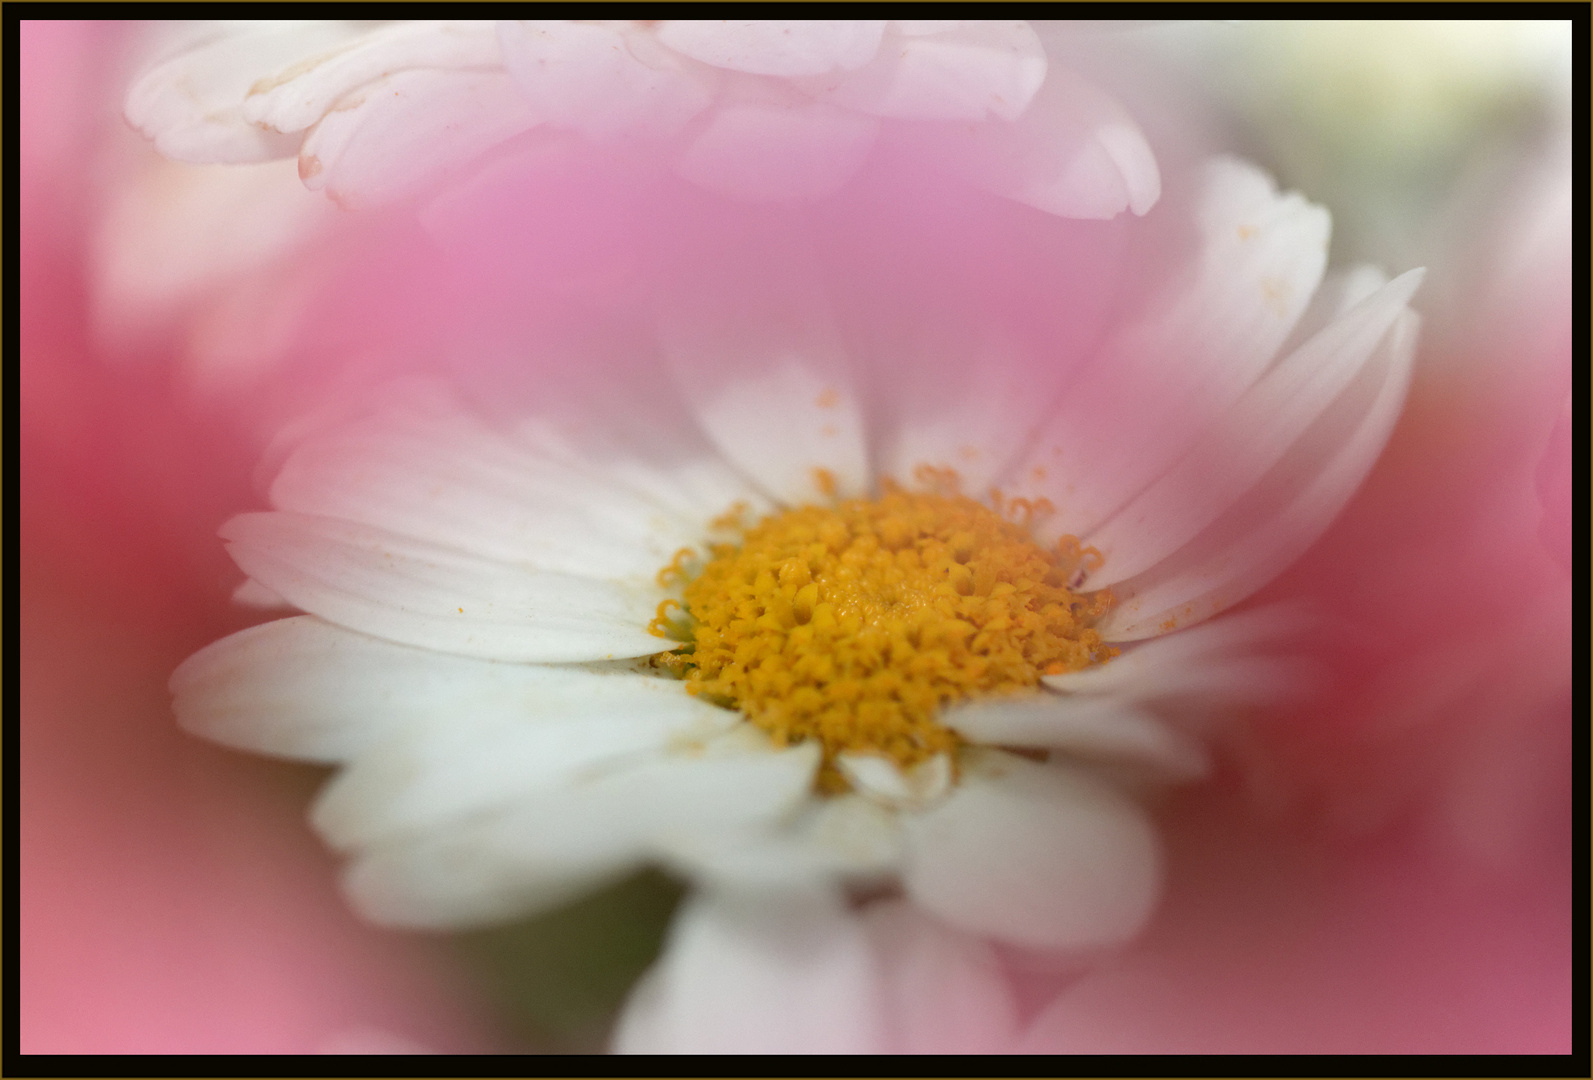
[{"x1": 21, "y1": 19, "x2": 1570, "y2": 1056}]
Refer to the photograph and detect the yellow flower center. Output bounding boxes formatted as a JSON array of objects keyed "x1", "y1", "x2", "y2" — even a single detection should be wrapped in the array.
[{"x1": 650, "y1": 475, "x2": 1115, "y2": 791}]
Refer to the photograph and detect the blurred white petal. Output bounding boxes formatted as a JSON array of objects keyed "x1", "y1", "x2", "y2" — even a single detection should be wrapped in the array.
[
  {"x1": 241, "y1": 20, "x2": 501, "y2": 134},
  {"x1": 836, "y1": 752, "x2": 953, "y2": 810},
  {"x1": 901, "y1": 750, "x2": 1161, "y2": 950},
  {"x1": 657, "y1": 235, "x2": 869, "y2": 504},
  {"x1": 613, "y1": 888, "x2": 886, "y2": 1053},
  {"x1": 944, "y1": 697, "x2": 1209, "y2": 779},
  {"x1": 497, "y1": 20, "x2": 714, "y2": 143},
  {"x1": 798, "y1": 20, "x2": 1046, "y2": 122},
  {"x1": 1086, "y1": 270, "x2": 1423, "y2": 586},
  {"x1": 655, "y1": 20, "x2": 888, "y2": 77},
  {"x1": 299, "y1": 68, "x2": 540, "y2": 209},
  {"x1": 310, "y1": 670, "x2": 734, "y2": 850},
  {"x1": 124, "y1": 22, "x2": 360, "y2": 162},
  {"x1": 1008, "y1": 157, "x2": 1329, "y2": 544},
  {"x1": 862, "y1": 900, "x2": 1020, "y2": 1053},
  {"x1": 952, "y1": 64, "x2": 1158, "y2": 219},
  {"x1": 1102, "y1": 306, "x2": 1419, "y2": 639},
  {"x1": 344, "y1": 739, "x2": 819, "y2": 928}
]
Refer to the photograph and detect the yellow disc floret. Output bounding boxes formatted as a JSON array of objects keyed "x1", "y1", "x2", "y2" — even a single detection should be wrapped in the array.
[{"x1": 652, "y1": 483, "x2": 1116, "y2": 788}]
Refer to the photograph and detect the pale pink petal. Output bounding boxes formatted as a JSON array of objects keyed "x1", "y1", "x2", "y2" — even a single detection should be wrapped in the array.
[
  {"x1": 870, "y1": 320, "x2": 1070, "y2": 496},
  {"x1": 1043, "y1": 604, "x2": 1313, "y2": 696},
  {"x1": 655, "y1": 20, "x2": 887, "y2": 77},
  {"x1": 656, "y1": 232, "x2": 870, "y2": 504},
  {"x1": 124, "y1": 22, "x2": 360, "y2": 163},
  {"x1": 299, "y1": 69, "x2": 541, "y2": 209},
  {"x1": 220, "y1": 511, "x2": 664, "y2": 662},
  {"x1": 1086, "y1": 270, "x2": 1424, "y2": 587},
  {"x1": 797, "y1": 20, "x2": 1046, "y2": 122},
  {"x1": 1005, "y1": 157, "x2": 1329, "y2": 544},
  {"x1": 673, "y1": 98, "x2": 880, "y2": 203},
  {"x1": 612, "y1": 889, "x2": 886, "y2": 1053},
  {"x1": 497, "y1": 20, "x2": 714, "y2": 142},
  {"x1": 862, "y1": 900, "x2": 1020, "y2": 1053},
  {"x1": 952, "y1": 64, "x2": 1158, "y2": 219},
  {"x1": 1101, "y1": 308, "x2": 1420, "y2": 640},
  {"x1": 241, "y1": 21, "x2": 501, "y2": 134},
  {"x1": 900, "y1": 750, "x2": 1161, "y2": 950},
  {"x1": 1045, "y1": 653, "x2": 1313, "y2": 708}
]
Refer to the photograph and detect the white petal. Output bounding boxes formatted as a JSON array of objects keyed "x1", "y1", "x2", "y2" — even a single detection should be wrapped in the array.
[
  {"x1": 170, "y1": 616, "x2": 709, "y2": 769},
  {"x1": 901, "y1": 750, "x2": 1161, "y2": 950},
  {"x1": 944, "y1": 697, "x2": 1208, "y2": 780},
  {"x1": 673, "y1": 98, "x2": 880, "y2": 203},
  {"x1": 1045, "y1": 603, "x2": 1312, "y2": 696},
  {"x1": 952, "y1": 64, "x2": 1158, "y2": 219},
  {"x1": 1276, "y1": 264, "x2": 1390, "y2": 358},
  {"x1": 655, "y1": 20, "x2": 887, "y2": 76},
  {"x1": 797, "y1": 20, "x2": 1045, "y2": 121},
  {"x1": 870, "y1": 320, "x2": 1074, "y2": 496},
  {"x1": 836, "y1": 752, "x2": 953, "y2": 810},
  {"x1": 1045, "y1": 651, "x2": 1312, "y2": 707},
  {"x1": 242, "y1": 20, "x2": 502, "y2": 134},
  {"x1": 311, "y1": 672, "x2": 737, "y2": 850},
  {"x1": 1084, "y1": 270, "x2": 1424, "y2": 587},
  {"x1": 861, "y1": 900, "x2": 1020, "y2": 1054},
  {"x1": 666, "y1": 793, "x2": 903, "y2": 891},
  {"x1": 342, "y1": 740, "x2": 820, "y2": 927},
  {"x1": 657, "y1": 238, "x2": 870, "y2": 505},
  {"x1": 268, "y1": 398, "x2": 704, "y2": 585},
  {"x1": 497, "y1": 20, "x2": 714, "y2": 142},
  {"x1": 221, "y1": 511, "x2": 665, "y2": 662},
  {"x1": 172, "y1": 616, "x2": 403, "y2": 762},
  {"x1": 613, "y1": 889, "x2": 887, "y2": 1053},
  {"x1": 231, "y1": 577, "x2": 292, "y2": 609},
  {"x1": 298, "y1": 69, "x2": 541, "y2": 209},
  {"x1": 1101, "y1": 307, "x2": 1420, "y2": 640},
  {"x1": 1005, "y1": 157, "x2": 1330, "y2": 544},
  {"x1": 124, "y1": 22, "x2": 361, "y2": 163}
]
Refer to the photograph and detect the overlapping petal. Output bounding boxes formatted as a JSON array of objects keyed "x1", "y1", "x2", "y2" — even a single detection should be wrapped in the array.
[
  {"x1": 1008, "y1": 157, "x2": 1330, "y2": 546},
  {"x1": 900, "y1": 750, "x2": 1162, "y2": 950},
  {"x1": 221, "y1": 512, "x2": 665, "y2": 662}
]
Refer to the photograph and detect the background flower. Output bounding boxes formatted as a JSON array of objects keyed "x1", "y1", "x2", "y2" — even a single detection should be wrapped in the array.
[{"x1": 20, "y1": 19, "x2": 1571, "y2": 1054}]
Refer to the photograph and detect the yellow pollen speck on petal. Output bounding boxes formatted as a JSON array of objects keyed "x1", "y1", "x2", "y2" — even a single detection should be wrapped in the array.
[
  {"x1": 816, "y1": 387, "x2": 840, "y2": 409},
  {"x1": 811, "y1": 467, "x2": 838, "y2": 499},
  {"x1": 653, "y1": 486, "x2": 1117, "y2": 788}
]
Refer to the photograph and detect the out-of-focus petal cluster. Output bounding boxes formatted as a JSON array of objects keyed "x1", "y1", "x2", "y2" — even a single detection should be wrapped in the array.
[{"x1": 125, "y1": 19, "x2": 1157, "y2": 218}]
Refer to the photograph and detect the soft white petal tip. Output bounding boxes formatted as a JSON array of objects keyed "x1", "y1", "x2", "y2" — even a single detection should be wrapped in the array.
[{"x1": 837, "y1": 752, "x2": 953, "y2": 810}]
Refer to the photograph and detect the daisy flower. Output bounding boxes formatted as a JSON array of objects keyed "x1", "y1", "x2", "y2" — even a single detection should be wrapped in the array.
[{"x1": 143, "y1": 20, "x2": 1422, "y2": 1051}]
